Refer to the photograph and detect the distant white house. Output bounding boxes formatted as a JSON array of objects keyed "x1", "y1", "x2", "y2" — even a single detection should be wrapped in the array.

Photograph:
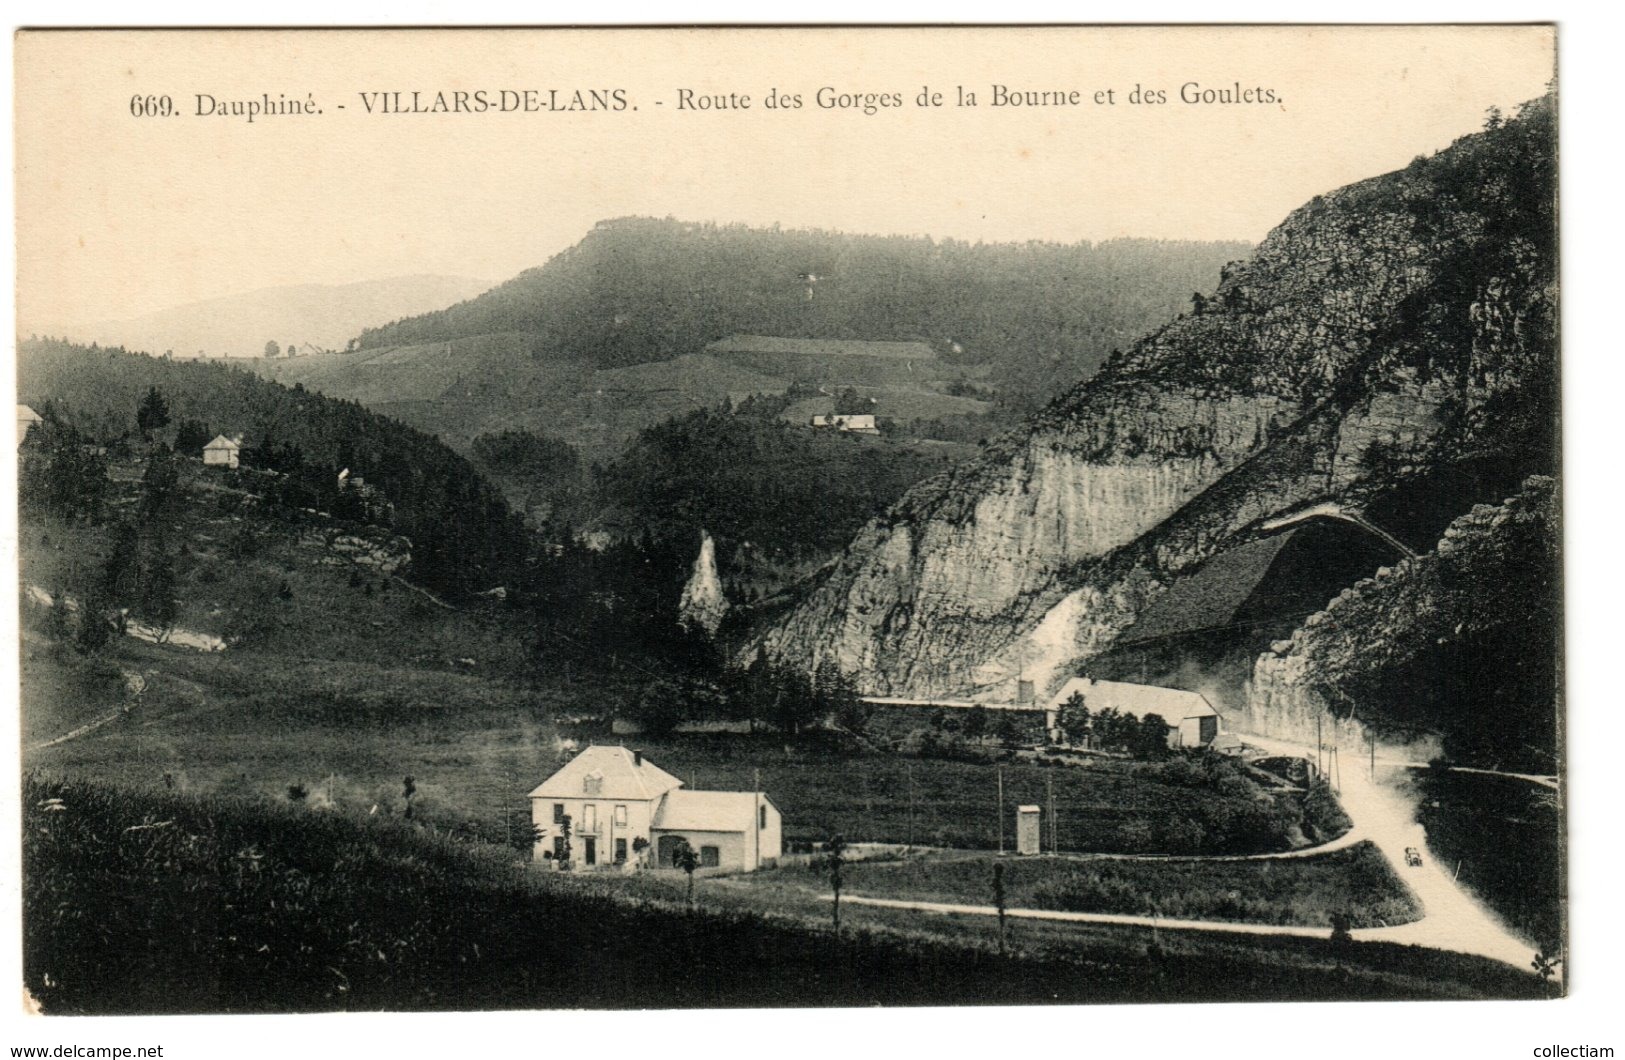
[
  {"x1": 810, "y1": 413, "x2": 880, "y2": 435},
  {"x1": 16, "y1": 404, "x2": 42, "y2": 448},
  {"x1": 1044, "y1": 677, "x2": 1224, "y2": 749},
  {"x1": 202, "y1": 435, "x2": 240, "y2": 469},
  {"x1": 528, "y1": 745, "x2": 782, "y2": 873}
]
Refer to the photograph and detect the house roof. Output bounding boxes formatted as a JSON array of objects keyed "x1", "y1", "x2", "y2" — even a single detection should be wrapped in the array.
[
  {"x1": 1045, "y1": 677, "x2": 1218, "y2": 722},
  {"x1": 204, "y1": 434, "x2": 240, "y2": 451},
  {"x1": 1116, "y1": 531, "x2": 1300, "y2": 647},
  {"x1": 17, "y1": 405, "x2": 42, "y2": 423},
  {"x1": 528, "y1": 745, "x2": 684, "y2": 801},
  {"x1": 652, "y1": 789, "x2": 769, "y2": 833}
]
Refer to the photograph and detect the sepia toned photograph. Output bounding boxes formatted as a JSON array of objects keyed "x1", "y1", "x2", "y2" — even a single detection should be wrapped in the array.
[{"x1": 10, "y1": 23, "x2": 1566, "y2": 1023}]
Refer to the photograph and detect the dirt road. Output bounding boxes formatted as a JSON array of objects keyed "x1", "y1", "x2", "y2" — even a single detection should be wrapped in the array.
[{"x1": 1242, "y1": 732, "x2": 1538, "y2": 969}]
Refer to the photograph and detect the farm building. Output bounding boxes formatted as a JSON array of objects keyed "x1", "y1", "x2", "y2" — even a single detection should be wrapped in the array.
[
  {"x1": 202, "y1": 434, "x2": 241, "y2": 468},
  {"x1": 16, "y1": 404, "x2": 42, "y2": 447},
  {"x1": 528, "y1": 746, "x2": 781, "y2": 873},
  {"x1": 1044, "y1": 677, "x2": 1225, "y2": 749},
  {"x1": 809, "y1": 413, "x2": 880, "y2": 435}
]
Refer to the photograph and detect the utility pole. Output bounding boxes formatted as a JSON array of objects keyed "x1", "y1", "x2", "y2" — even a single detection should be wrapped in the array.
[
  {"x1": 1047, "y1": 774, "x2": 1056, "y2": 854},
  {"x1": 1317, "y1": 715, "x2": 1324, "y2": 780},
  {"x1": 997, "y1": 767, "x2": 1005, "y2": 855},
  {"x1": 1370, "y1": 734, "x2": 1376, "y2": 781},
  {"x1": 907, "y1": 763, "x2": 916, "y2": 848}
]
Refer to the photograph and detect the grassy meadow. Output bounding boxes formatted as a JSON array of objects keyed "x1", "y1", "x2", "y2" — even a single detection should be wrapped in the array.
[{"x1": 732, "y1": 843, "x2": 1418, "y2": 930}]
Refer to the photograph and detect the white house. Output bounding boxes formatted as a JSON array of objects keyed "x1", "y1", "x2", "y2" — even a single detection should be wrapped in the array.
[
  {"x1": 528, "y1": 746, "x2": 782, "y2": 873},
  {"x1": 809, "y1": 413, "x2": 880, "y2": 435},
  {"x1": 202, "y1": 435, "x2": 240, "y2": 468},
  {"x1": 16, "y1": 405, "x2": 42, "y2": 448},
  {"x1": 1044, "y1": 677, "x2": 1224, "y2": 749}
]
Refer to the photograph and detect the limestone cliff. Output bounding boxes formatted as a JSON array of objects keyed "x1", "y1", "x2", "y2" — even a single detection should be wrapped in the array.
[{"x1": 753, "y1": 96, "x2": 1556, "y2": 700}]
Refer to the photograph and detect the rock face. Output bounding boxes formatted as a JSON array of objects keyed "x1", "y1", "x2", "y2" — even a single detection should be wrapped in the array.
[
  {"x1": 753, "y1": 97, "x2": 1556, "y2": 700},
  {"x1": 1245, "y1": 476, "x2": 1558, "y2": 765},
  {"x1": 678, "y1": 531, "x2": 730, "y2": 636}
]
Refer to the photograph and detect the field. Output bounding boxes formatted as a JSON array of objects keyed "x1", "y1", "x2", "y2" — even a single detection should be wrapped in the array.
[
  {"x1": 733, "y1": 843, "x2": 1418, "y2": 930},
  {"x1": 21, "y1": 775, "x2": 1545, "y2": 1013},
  {"x1": 571, "y1": 732, "x2": 1348, "y2": 856},
  {"x1": 250, "y1": 332, "x2": 997, "y2": 469}
]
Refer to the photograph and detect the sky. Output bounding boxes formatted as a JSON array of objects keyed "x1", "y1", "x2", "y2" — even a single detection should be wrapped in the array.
[{"x1": 13, "y1": 26, "x2": 1554, "y2": 332}]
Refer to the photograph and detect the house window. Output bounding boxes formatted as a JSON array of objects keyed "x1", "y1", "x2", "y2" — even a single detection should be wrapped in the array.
[
  {"x1": 700, "y1": 846, "x2": 720, "y2": 868},
  {"x1": 759, "y1": 805, "x2": 767, "y2": 830},
  {"x1": 615, "y1": 804, "x2": 628, "y2": 826},
  {"x1": 552, "y1": 803, "x2": 565, "y2": 823},
  {"x1": 615, "y1": 838, "x2": 628, "y2": 863},
  {"x1": 583, "y1": 772, "x2": 603, "y2": 795},
  {"x1": 583, "y1": 804, "x2": 597, "y2": 833}
]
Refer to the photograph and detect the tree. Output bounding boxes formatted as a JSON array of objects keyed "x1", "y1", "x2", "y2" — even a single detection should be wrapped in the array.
[
  {"x1": 963, "y1": 706, "x2": 989, "y2": 744},
  {"x1": 74, "y1": 586, "x2": 114, "y2": 655},
  {"x1": 45, "y1": 593, "x2": 72, "y2": 644},
  {"x1": 632, "y1": 835, "x2": 650, "y2": 868},
  {"x1": 1531, "y1": 948, "x2": 1562, "y2": 994},
  {"x1": 139, "y1": 445, "x2": 181, "y2": 518},
  {"x1": 136, "y1": 386, "x2": 170, "y2": 439},
  {"x1": 1135, "y1": 714, "x2": 1171, "y2": 759},
  {"x1": 174, "y1": 418, "x2": 212, "y2": 454},
  {"x1": 135, "y1": 550, "x2": 178, "y2": 636},
  {"x1": 993, "y1": 862, "x2": 1008, "y2": 955},
  {"x1": 557, "y1": 813, "x2": 574, "y2": 868},
  {"x1": 993, "y1": 712, "x2": 1021, "y2": 748},
  {"x1": 264, "y1": 340, "x2": 281, "y2": 359},
  {"x1": 1058, "y1": 691, "x2": 1091, "y2": 746},
  {"x1": 833, "y1": 387, "x2": 869, "y2": 415},
  {"x1": 20, "y1": 418, "x2": 108, "y2": 522},
  {"x1": 824, "y1": 834, "x2": 848, "y2": 934},
  {"x1": 672, "y1": 837, "x2": 699, "y2": 904}
]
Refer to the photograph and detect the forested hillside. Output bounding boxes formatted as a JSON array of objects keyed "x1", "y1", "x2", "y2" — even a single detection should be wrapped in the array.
[
  {"x1": 355, "y1": 218, "x2": 1251, "y2": 410},
  {"x1": 585, "y1": 394, "x2": 968, "y2": 597},
  {"x1": 17, "y1": 339, "x2": 529, "y2": 597}
]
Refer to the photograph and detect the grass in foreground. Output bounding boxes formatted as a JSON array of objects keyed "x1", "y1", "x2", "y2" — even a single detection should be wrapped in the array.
[
  {"x1": 740, "y1": 844, "x2": 1417, "y2": 929},
  {"x1": 23, "y1": 776, "x2": 1545, "y2": 1013}
]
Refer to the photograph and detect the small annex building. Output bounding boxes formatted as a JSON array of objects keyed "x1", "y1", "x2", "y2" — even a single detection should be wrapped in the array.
[
  {"x1": 16, "y1": 405, "x2": 42, "y2": 448},
  {"x1": 1044, "y1": 677, "x2": 1224, "y2": 750},
  {"x1": 528, "y1": 745, "x2": 782, "y2": 873},
  {"x1": 203, "y1": 434, "x2": 241, "y2": 469}
]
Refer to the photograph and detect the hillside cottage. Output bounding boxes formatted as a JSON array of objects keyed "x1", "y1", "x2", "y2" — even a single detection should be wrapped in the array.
[
  {"x1": 15, "y1": 404, "x2": 42, "y2": 447},
  {"x1": 202, "y1": 434, "x2": 240, "y2": 469},
  {"x1": 529, "y1": 746, "x2": 781, "y2": 873},
  {"x1": 1044, "y1": 677, "x2": 1224, "y2": 749},
  {"x1": 809, "y1": 413, "x2": 880, "y2": 435}
]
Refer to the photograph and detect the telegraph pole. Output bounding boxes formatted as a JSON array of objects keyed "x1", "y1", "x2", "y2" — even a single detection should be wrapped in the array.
[
  {"x1": 907, "y1": 763, "x2": 916, "y2": 848},
  {"x1": 1047, "y1": 775, "x2": 1056, "y2": 854},
  {"x1": 997, "y1": 767, "x2": 1005, "y2": 855}
]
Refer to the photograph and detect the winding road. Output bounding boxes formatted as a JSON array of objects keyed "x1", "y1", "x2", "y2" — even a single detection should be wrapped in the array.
[{"x1": 834, "y1": 732, "x2": 1544, "y2": 972}]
